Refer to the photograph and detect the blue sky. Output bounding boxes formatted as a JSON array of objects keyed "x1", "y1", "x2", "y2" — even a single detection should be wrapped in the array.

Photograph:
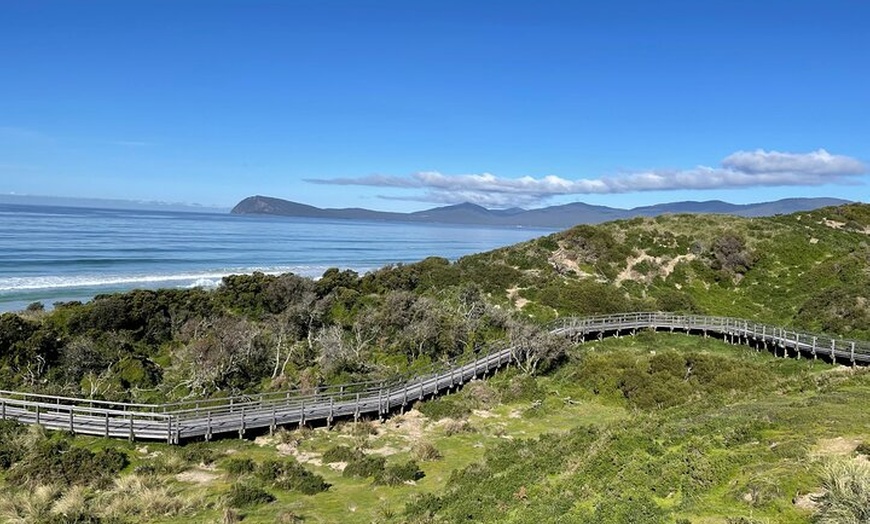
[{"x1": 1, "y1": 0, "x2": 868, "y2": 211}]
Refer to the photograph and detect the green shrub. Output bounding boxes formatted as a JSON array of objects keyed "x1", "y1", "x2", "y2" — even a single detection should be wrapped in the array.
[
  {"x1": 226, "y1": 482, "x2": 275, "y2": 508},
  {"x1": 416, "y1": 397, "x2": 472, "y2": 421},
  {"x1": 0, "y1": 420, "x2": 25, "y2": 469},
  {"x1": 180, "y1": 442, "x2": 218, "y2": 465},
  {"x1": 222, "y1": 457, "x2": 256, "y2": 476},
  {"x1": 256, "y1": 459, "x2": 330, "y2": 494},
  {"x1": 321, "y1": 445, "x2": 363, "y2": 463},
  {"x1": 374, "y1": 460, "x2": 424, "y2": 485},
  {"x1": 9, "y1": 436, "x2": 128, "y2": 487},
  {"x1": 343, "y1": 455, "x2": 386, "y2": 479}
]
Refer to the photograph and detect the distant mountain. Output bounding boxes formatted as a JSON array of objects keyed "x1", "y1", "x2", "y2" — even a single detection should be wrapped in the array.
[
  {"x1": 230, "y1": 195, "x2": 851, "y2": 228},
  {"x1": 0, "y1": 194, "x2": 228, "y2": 213}
]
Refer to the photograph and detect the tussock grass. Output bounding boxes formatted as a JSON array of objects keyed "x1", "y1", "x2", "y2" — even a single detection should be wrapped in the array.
[
  {"x1": 100, "y1": 473, "x2": 199, "y2": 519},
  {"x1": 0, "y1": 484, "x2": 59, "y2": 523},
  {"x1": 814, "y1": 459, "x2": 870, "y2": 524},
  {"x1": 442, "y1": 418, "x2": 475, "y2": 436},
  {"x1": 412, "y1": 441, "x2": 442, "y2": 461}
]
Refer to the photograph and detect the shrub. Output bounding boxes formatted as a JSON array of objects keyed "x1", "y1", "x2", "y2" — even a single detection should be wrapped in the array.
[
  {"x1": 343, "y1": 455, "x2": 386, "y2": 479},
  {"x1": 256, "y1": 459, "x2": 330, "y2": 494},
  {"x1": 180, "y1": 442, "x2": 217, "y2": 465},
  {"x1": 416, "y1": 397, "x2": 471, "y2": 421},
  {"x1": 374, "y1": 460, "x2": 425, "y2": 485},
  {"x1": 0, "y1": 420, "x2": 25, "y2": 469},
  {"x1": 321, "y1": 445, "x2": 363, "y2": 463},
  {"x1": 222, "y1": 457, "x2": 256, "y2": 476},
  {"x1": 9, "y1": 437, "x2": 128, "y2": 487},
  {"x1": 226, "y1": 483, "x2": 274, "y2": 508}
]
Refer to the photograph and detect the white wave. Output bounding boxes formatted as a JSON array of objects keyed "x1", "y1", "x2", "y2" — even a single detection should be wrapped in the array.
[{"x1": 0, "y1": 266, "x2": 333, "y2": 293}]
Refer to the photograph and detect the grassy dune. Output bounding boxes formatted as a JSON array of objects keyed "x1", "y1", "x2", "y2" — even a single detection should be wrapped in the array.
[{"x1": 2, "y1": 333, "x2": 867, "y2": 523}]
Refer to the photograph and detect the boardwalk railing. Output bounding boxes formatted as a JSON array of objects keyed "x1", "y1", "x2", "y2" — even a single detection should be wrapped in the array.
[{"x1": 1, "y1": 312, "x2": 867, "y2": 443}]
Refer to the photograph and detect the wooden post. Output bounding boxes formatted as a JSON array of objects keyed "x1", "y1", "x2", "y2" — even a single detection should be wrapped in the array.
[
  {"x1": 300, "y1": 400, "x2": 305, "y2": 426},
  {"x1": 104, "y1": 412, "x2": 110, "y2": 437},
  {"x1": 270, "y1": 407, "x2": 277, "y2": 434},
  {"x1": 812, "y1": 336, "x2": 817, "y2": 360},
  {"x1": 1, "y1": 399, "x2": 5, "y2": 420},
  {"x1": 795, "y1": 333, "x2": 801, "y2": 359},
  {"x1": 128, "y1": 413, "x2": 134, "y2": 442},
  {"x1": 167, "y1": 417, "x2": 173, "y2": 444},
  {"x1": 239, "y1": 407, "x2": 246, "y2": 439},
  {"x1": 328, "y1": 398, "x2": 334, "y2": 428},
  {"x1": 354, "y1": 393, "x2": 360, "y2": 422},
  {"x1": 35, "y1": 405, "x2": 40, "y2": 426},
  {"x1": 377, "y1": 389, "x2": 384, "y2": 420},
  {"x1": 206, "y1": 411, "x2": 212, "y2": 441},
  {"x1": 851, "y1": 342, "x2": 856, "y2": 367}
]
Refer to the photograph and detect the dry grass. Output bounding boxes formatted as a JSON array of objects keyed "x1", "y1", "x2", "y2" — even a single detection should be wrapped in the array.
[
  {"x1": 412, "y1": 441, "x2": 442, "y2": 461},
  {"x1": 99, "y1": 473, "x2": 201, "y2": 520},
  {"x1": 814, "y1": 459, "x2": 870, "y2": 524},
  {"x1": 0, "y1": 484, "x2": 59, "y2": 523},
  {"x1": 442, "y1": 418, "x2": 475, "y2": 436}
]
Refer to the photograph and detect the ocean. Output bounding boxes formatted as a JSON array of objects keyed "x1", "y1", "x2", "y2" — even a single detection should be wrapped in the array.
[{"x1": 0, "y1": 203, "x2": 554, "y2": 313}]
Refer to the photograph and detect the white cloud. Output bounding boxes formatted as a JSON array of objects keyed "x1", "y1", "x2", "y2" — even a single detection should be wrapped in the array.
[
  {"x1": 306, "y1": 149, "x2": 867, "y2": 208},
  {"x1": 721, "y1": 149, "x2": 866, "y2": 176}
]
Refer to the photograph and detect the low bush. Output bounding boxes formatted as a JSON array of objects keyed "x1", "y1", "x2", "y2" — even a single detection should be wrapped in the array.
[
  {"x1": 8, "y1": 436, "x2": 128, "y2": 487},
  {"x1": 222, "y1": 457, "x2": 256, "y2": 476},
  {"x1": 256, "y1": 459, "x2": 330, "y2": 494},
  {"x1": 343, "y1": 454, "x2": 386, "y2": 479},
  {"x1": 374, "y1": 460, "x2": 425, "y2": 485},
  {"x1": 416, "y1": 397, "x2": 471, "y2": 421},
  {"x1": 321, "y1": 444, "x2": 363, "y2": 463},
  {"x1": 180, "y1": 443, "x2": 218, "y2": 465},
  {"x1": 226, "y1": 483, "x2": 274, "y2": 508}
]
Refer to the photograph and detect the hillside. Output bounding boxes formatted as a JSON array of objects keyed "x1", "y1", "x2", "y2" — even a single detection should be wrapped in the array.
[
  {"x1": 0, "y1": 203, "x2": 868, "y2": 523},
  {"x1": 443, "y1": 203, "x2": 870, "y2": 338},
  {"x1": 230, "y1": 195, "x2": 850, "y2": 228}
]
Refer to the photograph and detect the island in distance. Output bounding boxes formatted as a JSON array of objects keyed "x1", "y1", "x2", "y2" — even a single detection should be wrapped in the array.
[{"x1": 231, "y1": 195, "x2": 850, "y2": 229}]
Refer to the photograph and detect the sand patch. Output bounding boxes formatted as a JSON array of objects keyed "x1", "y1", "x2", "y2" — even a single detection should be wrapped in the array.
[
  {"x1": 814, "y1": 436, "x2": 862, "y2": 456},
  {"x1": 507, "y1": 286, "x2": 529, "y2": 309},
  {"x1": 615, "y1": 250, "x2": 695, "y2": 286},
  {"x1": 472, "y1": 409, "x2": 497, "y2": 419},
  {"x1": 548, "y1": 247, "x2": 596, "y2": 278},
  {"x1": 793, "y1": 491, "x2": 824, "y2": 511},
  {"x1": 327, "y1": 461, "x2": 348, "y2": 472},
  {"x1": 367, "y1": 445, "x2": 402, "y2": 456},
  {"x1": 388, "y1": 409, "x2": 426, "y2": 441},
  {"x1": 176, "y1": 469, "x2": 219, "y2": 484}
]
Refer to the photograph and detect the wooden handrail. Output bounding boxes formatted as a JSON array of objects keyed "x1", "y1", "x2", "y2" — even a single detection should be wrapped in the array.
[{"x1": 1, "y1": 313, "x2": 867, "y2": 443}]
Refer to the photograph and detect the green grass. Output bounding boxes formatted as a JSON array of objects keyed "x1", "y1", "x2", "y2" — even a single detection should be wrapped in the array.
[{"x1": 2, "y1": 333, "x2": 869, "y2": 523}]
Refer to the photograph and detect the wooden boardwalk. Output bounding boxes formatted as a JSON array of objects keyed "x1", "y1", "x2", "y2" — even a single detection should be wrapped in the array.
[{"x1": 1, "y1": 312, "x2": 867, "y2": 444}]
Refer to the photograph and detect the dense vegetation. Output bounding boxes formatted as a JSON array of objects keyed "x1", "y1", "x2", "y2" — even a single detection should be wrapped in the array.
[{"x1": 0, "y1": 203, "x2": 868, "y2": 523}]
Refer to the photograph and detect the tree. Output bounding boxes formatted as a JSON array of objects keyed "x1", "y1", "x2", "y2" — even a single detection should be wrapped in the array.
[{"x1": 508, "y1": 320, "x2": 570, "y2": 375}]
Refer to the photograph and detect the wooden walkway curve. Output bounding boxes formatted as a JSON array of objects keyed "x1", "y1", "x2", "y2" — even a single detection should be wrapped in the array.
[{"x1": 1, "y1": 312, "x2": 868, "y2": 444}]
